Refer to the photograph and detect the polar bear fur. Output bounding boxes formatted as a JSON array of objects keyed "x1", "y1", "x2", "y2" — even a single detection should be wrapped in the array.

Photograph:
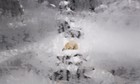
[{"x1": 62, "y1": 40, "x2": 78, "y2": 51}]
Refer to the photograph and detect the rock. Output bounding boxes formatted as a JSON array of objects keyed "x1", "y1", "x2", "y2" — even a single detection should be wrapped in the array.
[
  {"x1": 76, "y1": 68, "x2": 94, "y2": 80},
  {"x1": 56, "y1": 54, "x2": 84, "y2": 65},
  {"x1": 57, "y1": 20, "x2": 71, "y2": 33},
  {"x1": 59, "y1": 0, "x2": 70, "y2": 11},
  {"x1": 64, "y1": 29, "x2": 83, "y2": 38},
  {"x1": 49, "y1": 69, "x2": 71, "y2": 81}
]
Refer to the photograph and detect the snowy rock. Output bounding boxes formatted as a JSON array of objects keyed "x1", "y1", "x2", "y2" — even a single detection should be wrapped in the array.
[
  {"x1": 68, "y1": 54, "x2": 87, "y2": 65},
  {"x1": 59, "y1": 0, "x2": 70, "y2": 10},
  {"x1": 57, "y1": 20, "x2": 71, "y2": 33},
  {"x1": 62, "y1": 8, "x2": 75, "y2": 15},
  {"x1": 64, "y1": 29, "x2": 84, "y2": 38},
  {"x1": 59, "y1": 1, "x2": 70, "y2": 7},
  {"x1": 56, "y1": 54, "x2": 86, "y2": 66},
  {"x1": 49, "y1": 69, "x2": 70, "y2": 81},
  {"x1": 67, "y1": 65, "x2": 78, "y2": 74},
  {"x1": 68, "y1": 56, "x2": 82, "y2": 64}
]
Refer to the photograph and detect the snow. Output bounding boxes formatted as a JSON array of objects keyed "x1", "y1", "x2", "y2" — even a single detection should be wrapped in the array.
[{"x1": 0, "y1": 0, "x2": 140, "y2": 84}]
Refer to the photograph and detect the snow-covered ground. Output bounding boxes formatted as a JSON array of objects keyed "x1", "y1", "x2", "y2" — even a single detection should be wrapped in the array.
[{"x1": 0, "y1": 1, "x2": 140, "y2": 84}]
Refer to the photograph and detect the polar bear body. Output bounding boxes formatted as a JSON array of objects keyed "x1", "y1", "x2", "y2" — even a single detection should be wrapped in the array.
[{"x1": 63, "y1": 40, "x2": 78, "y2": 51}]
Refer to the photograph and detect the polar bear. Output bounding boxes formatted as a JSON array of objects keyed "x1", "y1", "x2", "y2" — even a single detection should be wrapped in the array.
[{"x1": 62, "y1": 40, "x2": 78, "y2": 51}]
